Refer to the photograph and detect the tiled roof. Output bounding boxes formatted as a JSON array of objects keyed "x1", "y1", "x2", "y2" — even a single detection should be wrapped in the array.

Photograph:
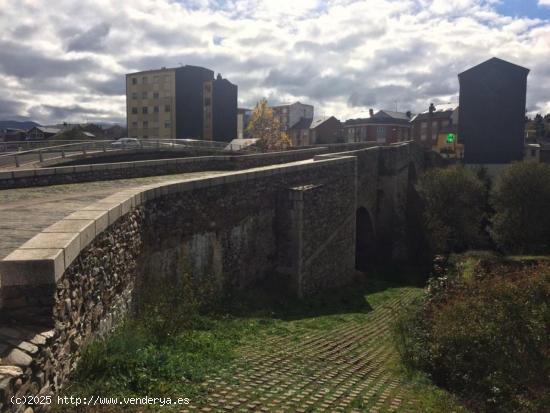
[
  {"x1": 374, "y1": 110, "x2": 411, "y2": 121},
  {"x1": 289, "y1": 117, "x2": 313, "y2": 130},
  {"x1": 309, "y1": 116, "x2": 337, "y2": 129}
]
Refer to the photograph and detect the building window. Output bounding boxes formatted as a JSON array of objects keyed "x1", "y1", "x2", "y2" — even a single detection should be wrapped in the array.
[
  {"x1": 132, "y1": 92, "x2": 138, "y2": 99},
  {"x1": 153, "y1": 92, "x2": 159, "y2": 99},
  {"x1": 204, "y1": 84, "x2": 211, "y2": 92},
  {"x1": 131, "y1": 121, "x2": 137, "y2": 128},
  {"x1": 143, "y1": 135, "x2": 148, "y2": 139},
  {"x1": 142, "y1": 91, "x2": 147, "y2": 99},
  {"x1": 165, "y1": 104, "x2": 171, "y2": 112},
  {"x1": 131, "y1": 107, "x2": 138, "y2": 114},
  {"x1": 142, "y1": 107, "x2": 148, "y2": 114},
  {"x1": 131, "y1": 78, "x2": 137, "y2": 85},
  {"x1": 421, "y1": 133, "x2": 427, "y2": 141},
  {"x1": 531, "y1": 149, "x2": 536, "y2": 157},
  {"x1": 142, "y1": 76, "x2": 148, "y2": 84},
  {"x1": 204, "y1": 97, "x2": 211, "y2": 106},
  {"x1": 143, "y1": 121, "x2": 149, "y2": 128},
  {"x1": 376, "y1": 126, "x2": 386, "y2": 142},
  {"x1": 153, "y1": 76, "x2": 160, "y2": 83},
  {"x1": 164, "y1": 121, "x2": 171, "y2": 128},
  {"x1": 154, "y1": 106, "x2": 159, "y2": 113}
]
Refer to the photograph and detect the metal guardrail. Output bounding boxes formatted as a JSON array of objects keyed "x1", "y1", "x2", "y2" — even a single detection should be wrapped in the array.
[{"x1": 0, "y1": 139, "x2": 257, "y2": 169}]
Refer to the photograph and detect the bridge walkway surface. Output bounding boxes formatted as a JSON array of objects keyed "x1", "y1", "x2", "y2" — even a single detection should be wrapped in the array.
[{"x1": 0, "y1": 170, "x2": 227, "y2": 260}]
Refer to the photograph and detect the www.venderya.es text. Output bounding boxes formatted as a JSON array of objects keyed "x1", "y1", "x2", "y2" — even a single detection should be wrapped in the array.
[{"x1": 11, "y1": 395, "x2": 190, "y2": 407}]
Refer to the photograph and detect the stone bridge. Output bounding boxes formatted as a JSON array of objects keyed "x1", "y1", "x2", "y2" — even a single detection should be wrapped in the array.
[{"x1": 0, "y1": 142, "x2": 438, "y2": 412}]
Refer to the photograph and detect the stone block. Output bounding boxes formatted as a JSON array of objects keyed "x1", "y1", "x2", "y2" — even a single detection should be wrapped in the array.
[
  {"x1": 73, "y1": 165, "x2": 92, "y2": 173},
  {"x1": 34, "y1": 168, "x2": 54, "y2": 176},
  {"x1": 90, "y1": 163, "x2": 109, "y2": 171},
  {"x1": 43, "y1": 219, "x2": 96, "y2": 249},
  {"x1": 0, "y1": 248, "x2": 64, "y2": 286},
  {"x1": 12, "y1": 169, "x2": 35, "y2": 179},
  {"x1": 82, "y1": 202, "x2": 122, "y2": 226},
  {"x1": 1, "y1": 348, "x2": 32, "y2": 367},
  {"x1": 20, "y1": 232, "x2": 80, "y2": 270},
  {"x1": 64, "y1": 210, "x2": 109, "y2": 234},
  {"x1": 54, "y1": 166, "x2": 74, "y2": 175},
  {"x1": 0, "y1": 366, "x2": 23, "y2": 378},
  {"x1": 0, "y1": 170, "x2": 13, "y2": 180}
]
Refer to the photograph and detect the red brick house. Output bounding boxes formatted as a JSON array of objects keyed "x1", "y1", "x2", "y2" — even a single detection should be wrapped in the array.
[{"x1": 343, "y1": 110, "x2": 412, "y2": 144}]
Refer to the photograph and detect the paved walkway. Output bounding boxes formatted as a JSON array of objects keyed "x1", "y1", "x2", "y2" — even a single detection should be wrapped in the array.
[
  {"x1": 185, "y1": 289, "x2": 426, "y2": 413},
  {"x1": 0, "y1": 171, "x2": 225, "y2": 259}
]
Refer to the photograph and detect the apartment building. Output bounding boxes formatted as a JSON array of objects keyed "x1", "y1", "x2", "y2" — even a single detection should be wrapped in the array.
[
  {"x1": 126, "y1": 67, "x2": 178, "y2": 140},
  {"x1": 272, "y1": 102, "x2": 314, "y2": 131},
  {"x1": 126, "y1": 65, "x2": 237, "y2": 141}
]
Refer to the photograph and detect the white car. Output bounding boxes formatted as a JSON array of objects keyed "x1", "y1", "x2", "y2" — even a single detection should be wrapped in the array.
[{"x1": 111, "y1": 138, "x2": 140, "y2": 148}]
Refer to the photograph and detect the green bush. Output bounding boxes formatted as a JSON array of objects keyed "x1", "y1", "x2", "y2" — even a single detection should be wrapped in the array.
[
  {"x1": 418, "y1": 166, "x2": 487, "y2": 254},
  {"x1": 394, "y1": 262, "x2": 550, "y2": 412},
  {"x1": 492, "y1": 162, "x2": 550, "y2": 254}
]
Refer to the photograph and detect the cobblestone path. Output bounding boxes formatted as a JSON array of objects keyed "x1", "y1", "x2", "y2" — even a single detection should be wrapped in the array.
[{"x1": 184, "y1": 289, "x2": 427, "y2": 413}]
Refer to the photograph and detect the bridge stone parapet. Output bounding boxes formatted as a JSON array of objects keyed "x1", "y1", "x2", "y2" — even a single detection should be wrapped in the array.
[{"x1": 0, "y1": 147, "x2": 327, "y2": 190}]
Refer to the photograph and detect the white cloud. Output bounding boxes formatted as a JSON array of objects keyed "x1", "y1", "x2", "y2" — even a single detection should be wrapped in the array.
[
  {"x1": 539, "y1": 0, "x2": 550, "y2": 7},
  {"x1": 0, "y1": 0, "x2": 549, "y2": 124}
]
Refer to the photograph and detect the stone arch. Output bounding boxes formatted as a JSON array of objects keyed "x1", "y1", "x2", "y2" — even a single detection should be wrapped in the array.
[{"x1": 355, "y1": 206, "x2": 376, "y2": 271}]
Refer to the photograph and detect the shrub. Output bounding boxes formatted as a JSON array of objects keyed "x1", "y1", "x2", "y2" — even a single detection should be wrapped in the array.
[
  {"x1": 394, "y1": 261, "x2": 550, "y2": 412},
  {"x1": 418, "y1": 166, "x2": 486, "y2": 254},
  {"x1": 492, "y1": 161, "x2": 550, "y2": 254}
]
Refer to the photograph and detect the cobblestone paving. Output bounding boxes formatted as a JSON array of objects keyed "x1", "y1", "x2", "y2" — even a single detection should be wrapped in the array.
[
  {"x1": 0, "y1": 171, "x2": 225, "y2": 259},
  {"x1": 184, "y1": 290, "x2": 424, "y2": 413}
]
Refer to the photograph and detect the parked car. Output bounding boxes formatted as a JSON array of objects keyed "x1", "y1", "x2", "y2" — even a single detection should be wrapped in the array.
[{"x1": 111, "y1": 138, "x2": 140, "y2": 148}]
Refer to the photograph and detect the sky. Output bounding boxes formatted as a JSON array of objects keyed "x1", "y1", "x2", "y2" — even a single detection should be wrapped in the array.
[{"x1": 0, "y1": 0, "x2": 549, "y2": 125}]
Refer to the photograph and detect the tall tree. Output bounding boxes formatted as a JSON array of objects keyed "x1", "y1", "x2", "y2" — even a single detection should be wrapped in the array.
[{"x1": 245, "y1": 98, "x2": 291, "y2": 150}]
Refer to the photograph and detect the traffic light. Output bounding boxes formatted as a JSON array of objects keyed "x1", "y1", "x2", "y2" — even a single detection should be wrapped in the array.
[{"x1": 446, "y1": 133, "x2": 456, "y2": 143}]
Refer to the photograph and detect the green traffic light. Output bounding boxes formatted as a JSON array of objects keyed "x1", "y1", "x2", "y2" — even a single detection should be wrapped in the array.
[{"x1": 446, "y1": 133, "x2": 456, "y2": 143}]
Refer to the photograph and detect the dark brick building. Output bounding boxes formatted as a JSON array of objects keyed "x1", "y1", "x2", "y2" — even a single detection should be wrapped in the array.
[
  {"x1": 174, "y1": 65, "x2": 214, "y2": 139},
  {"x1": 203, "y1": 74, "x2": 238, "y2": 142},
  {"x1": 343, "y1": 110, "x2": 411, "y2": 144},
  {"x1": 458, "y1": 57, "x2": 529, "y2": 164}
]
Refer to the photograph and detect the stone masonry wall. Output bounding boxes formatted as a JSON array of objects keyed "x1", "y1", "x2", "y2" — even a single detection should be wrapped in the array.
[
  {"x1": 0, "y1": 208, "x2": 144, "y2": 413},
  {"x1": 138, "y1": 158, "x2": 357, "y2": 294}
]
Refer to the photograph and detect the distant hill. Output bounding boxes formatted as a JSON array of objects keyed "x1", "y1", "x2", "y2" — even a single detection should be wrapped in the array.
[{"x1": 0, "y1": 120, "x2": 40, "y2": 130}]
